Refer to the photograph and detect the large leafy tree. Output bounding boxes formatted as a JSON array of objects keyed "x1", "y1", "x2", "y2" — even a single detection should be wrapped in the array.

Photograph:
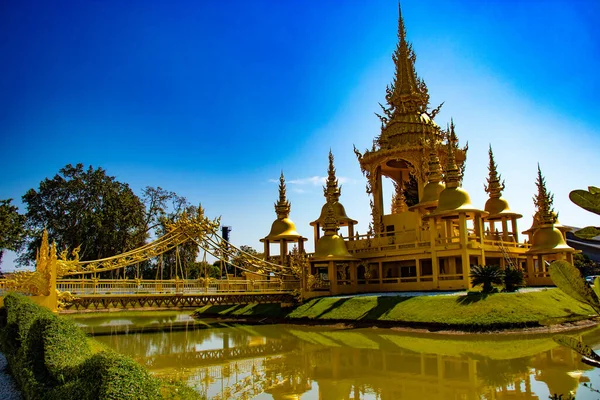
[
  {"x1": 20, "y1": 164, "x2": 147, "y2": 265},
  {"x1": 0, "y1": 199, "x2": 26, "y2": 266}
]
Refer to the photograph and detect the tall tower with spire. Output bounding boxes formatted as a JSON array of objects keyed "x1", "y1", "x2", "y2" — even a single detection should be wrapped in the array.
[
  {"x1": 354, "y1": 4, "x2": 466, "y2": 234},
  {"x1": 310, "y1": 151, "x2": 357, "y2": 248},
  {"x1": 261, "y1": 172, "x2": 307, "y2": 265},
  {"x1": 482, "y1": 145, "x2": 522, "y2": 242}
]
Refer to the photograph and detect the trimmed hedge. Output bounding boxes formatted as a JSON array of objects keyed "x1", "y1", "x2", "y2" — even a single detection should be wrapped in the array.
[{"x1": 0, "y1": 293, "x2": 195, "y2": 400}]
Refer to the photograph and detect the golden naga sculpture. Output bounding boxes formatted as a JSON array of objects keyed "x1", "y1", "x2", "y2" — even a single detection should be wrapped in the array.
[{"x1": 5, "y1": 230, "x2": 55, "y2": 296}]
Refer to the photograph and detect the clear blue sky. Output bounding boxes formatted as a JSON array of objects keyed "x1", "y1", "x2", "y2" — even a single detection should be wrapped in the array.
[{"x1": 1, "y1": 0, "x2": 599, "y2": 270}]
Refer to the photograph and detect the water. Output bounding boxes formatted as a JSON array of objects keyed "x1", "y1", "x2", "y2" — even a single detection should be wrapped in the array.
[{"x1": 71, "y1": 312, "x2": 600, "y2": 399}]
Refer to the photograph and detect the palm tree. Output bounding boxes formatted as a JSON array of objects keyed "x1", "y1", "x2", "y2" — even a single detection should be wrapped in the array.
[
  {"x1": 503, "y1": 266, "x2": 525, "y2": 292},
  {"x1": 470, "y1": 265, "x2": 504, "y2": 294}
]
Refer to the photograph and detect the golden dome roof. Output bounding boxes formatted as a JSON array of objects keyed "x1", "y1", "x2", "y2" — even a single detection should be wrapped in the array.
[
  {"x1": 484, "y1": 197, "x2": 523, "y2": 220},
  {"x1": 410, "y1": 181, "x2": 445, "y2": 211},
  {"x1": 313, "y1": 234, "x2": 355, "y2": 260},
  {"x1": 527, "y1": 225, "x2": 574, "y2": 254},
  {"x1": 432, "y1": 186, "x2": 485, "y2": 217},
  {"x1": 262, "y1": 218, "x2": 304, "y2": 241},
  {"x1": 311, "y1": 201, "x2": 357, "y2": 226}
]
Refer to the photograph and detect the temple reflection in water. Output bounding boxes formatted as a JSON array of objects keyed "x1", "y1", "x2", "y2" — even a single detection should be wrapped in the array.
[{"x1": 90, "y1": 321, "x2": 600, "y2": 400}]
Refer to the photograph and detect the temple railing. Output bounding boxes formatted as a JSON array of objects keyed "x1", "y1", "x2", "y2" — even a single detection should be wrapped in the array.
[{"x1": 56, "y1": 279, "x2": 301, "y2": 295}]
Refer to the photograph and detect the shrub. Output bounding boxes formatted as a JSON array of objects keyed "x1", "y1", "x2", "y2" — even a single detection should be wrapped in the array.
[
  {"x1": 73, "y1": 352, "x2": 162, "y2": 400},
  {"x1": 0, "y1": 293, "x2": 185, "y2": 399},
  {"x1": 24, "y1": 315, "x2": 91, "y2": 386},
  {"x1": 503, "y1": 267, "x2": 525, "y2": 292},
  {"x1": 470, "y1": 265, "x2": 504, "y2": 294}
]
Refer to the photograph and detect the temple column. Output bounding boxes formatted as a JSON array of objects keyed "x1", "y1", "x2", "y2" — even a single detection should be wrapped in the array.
[
  {"x1": 511, "y1": 217, "x2": 519, "y2": 243},
  {"x1": 501, "y1": 218, "x2": 509, "y2": 242},
  {"x1": 458, "y1": 214, "x2": 468, "y2": 246},
  {"x1": 526, "y1": 255, "x2": 534, "y2": 283},
  {"x1": 313, "y1": 224, "x2": 320, "y2": 248},
  {"x1": 430, "y1": 217, "x2": 439, "y2": 288},
  {"x1": 375, "y1": 168, "x2": 384, "y2": 232},
  {"x1": 348, "y1": 223, "x2": 355, "y2": 241},
  {"x1": 281, "y1": 240, "x2": 288, "y2": 265},
  {"x1": 264, "y1": 240, "x2": 270, "y2": 259},
  {"x1": 328, "y1": 261, "x2": 337, "y2": 294}
]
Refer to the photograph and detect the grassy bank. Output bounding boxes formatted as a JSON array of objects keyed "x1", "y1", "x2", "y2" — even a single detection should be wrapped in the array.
[{"x1": 193, "y1": 288, "x2": 595, "y2": 331}]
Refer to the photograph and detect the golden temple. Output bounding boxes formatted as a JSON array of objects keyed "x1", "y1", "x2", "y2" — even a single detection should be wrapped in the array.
[{"x1": 262, "y1": 5, "x2": 576, "y2": 298}]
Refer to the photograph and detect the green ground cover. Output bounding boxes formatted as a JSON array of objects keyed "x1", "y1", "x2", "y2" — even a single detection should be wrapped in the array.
[{"x1": 193, "y1": 288, "x2": 595, "y2": 330}]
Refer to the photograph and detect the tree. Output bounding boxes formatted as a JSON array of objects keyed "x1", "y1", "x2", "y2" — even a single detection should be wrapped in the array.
[
  {"x1": 470, "y1": 265, "x2": 503, "y2": 294},
  {"x1": 0, "y1": 199, "x2": 26, "y2": 266},
  {"x1": 503, "y1": 267, "x2": 525, "y2": 292},
  {"x1": 20, "y1": 164, "x2": 147, "y2": 265}
]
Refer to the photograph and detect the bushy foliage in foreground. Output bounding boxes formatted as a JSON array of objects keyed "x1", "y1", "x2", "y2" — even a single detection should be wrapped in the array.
[{"x1": 0, "y1": 293, "x2": 200, "y2": 399}]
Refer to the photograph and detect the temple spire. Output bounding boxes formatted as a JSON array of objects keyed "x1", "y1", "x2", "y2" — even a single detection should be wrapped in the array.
[
  {"x1": 386, "y1": 2, "x2": 428, "y2": 114},
  {"x1": 427, "y1": 133, "x2": 443, "y2": 184},
  {"x1": 484, "y1": 145, "x2": 505, "y2": 199},
  {"x1": 444, "y1": 120, "x2": 461, "y2": 188},
  {"x1": 274, "y1": 171, "x2": 291, "y2": 219},
  {"x1": 391, "y1": 182, "x2": 408, "y2": 213},
  {"x1": 533, "y1": 164, "x2": 556, "y2": 225},
  {"x1": 324, "y1": 149, "x2": 341, "y2": 202}
]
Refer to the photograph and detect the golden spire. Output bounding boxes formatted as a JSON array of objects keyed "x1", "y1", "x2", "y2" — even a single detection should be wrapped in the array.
[
  {"x1": 533, "y1": 164, "x2": 557, "y2": 225},
  {"x1": 323, "y1": 149, "x2": 341, "y2": 202},
  {"x1": 484, "y1": 145, "x2": 505, "y2": 198},
  {"x1": 375, "y1": 3, "x2": 430, "y2": 131},
  {"x1": 444, "y1": 120, "x2": 461, "y2": 189},
  {"x1": 275, "y1": 171, "x2": 291, "y2": 219},
  {"x1": 391, "y1": 182, "x2": 408, "y2": 213},
  {"x1": 389, "y1": 3, "x2": 428, "y2": 112},
  {"x1": 427, "y1": 132, "x2": 443, "y2": 183}
]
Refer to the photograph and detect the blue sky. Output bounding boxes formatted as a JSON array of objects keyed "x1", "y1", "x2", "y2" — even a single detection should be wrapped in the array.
[{"x1": 1, "y1": 0, "x2": 599, "y2": 270}]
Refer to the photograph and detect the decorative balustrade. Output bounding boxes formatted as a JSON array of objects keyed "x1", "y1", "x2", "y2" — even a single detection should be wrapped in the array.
[{"x1": 56, "y1": 279, "x2": 301, "y2": 296}]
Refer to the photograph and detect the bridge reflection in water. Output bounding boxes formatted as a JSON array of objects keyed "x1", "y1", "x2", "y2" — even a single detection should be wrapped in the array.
[{"x1": 81, "y1": 316, "x2": 600, "y2": 400}]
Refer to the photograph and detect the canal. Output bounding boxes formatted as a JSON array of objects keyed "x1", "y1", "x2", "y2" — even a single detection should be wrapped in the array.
[{"x1": 70, "y1": 311, "x2": 600, "y2": 399}]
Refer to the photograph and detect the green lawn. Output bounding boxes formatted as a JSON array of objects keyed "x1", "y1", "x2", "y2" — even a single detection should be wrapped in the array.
[{"x1": 193, "y1": 288, "x2": 596, "y2": 330}]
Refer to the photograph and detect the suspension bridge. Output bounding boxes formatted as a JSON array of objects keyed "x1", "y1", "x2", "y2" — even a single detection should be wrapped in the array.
[{"x1": 0, "y1": 208, "x2": 303, "y2": 311}]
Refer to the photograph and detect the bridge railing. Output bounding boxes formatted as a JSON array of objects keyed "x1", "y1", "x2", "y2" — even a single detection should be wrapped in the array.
[{"x1": 56, "y1": 279, "x2": 301, "y2": 295}]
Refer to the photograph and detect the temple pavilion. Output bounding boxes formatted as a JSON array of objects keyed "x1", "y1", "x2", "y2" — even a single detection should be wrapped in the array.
[{"x1": 261, "y1": 6, "x2": 576, "y2": 297}]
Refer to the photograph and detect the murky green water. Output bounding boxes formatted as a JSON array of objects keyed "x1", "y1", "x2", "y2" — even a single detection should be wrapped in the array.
[{"x1": 71, "y1": 312, "x2": 600, "y2": 400}]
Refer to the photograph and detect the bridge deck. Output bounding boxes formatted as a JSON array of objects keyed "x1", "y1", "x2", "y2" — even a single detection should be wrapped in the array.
[{"x1": 64, "y1": 291, "x2": 297, "y2": 311}]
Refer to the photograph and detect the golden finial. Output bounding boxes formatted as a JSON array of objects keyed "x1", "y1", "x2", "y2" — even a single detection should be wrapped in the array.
[
  {"x1": 322, "y1": 202, "x2": 340, "y2": 236},
  {"x1": 274, "y1": 171, "x2": 291, "y2": 219},
  {"x1": 427, "y1": 132, "x2": 443, "y2": 183},
  {"x1": 323, "y1": 149, "x2": 341, "y2": 202},
  {"x1": 444, "y1": 120, "x2": 461, "y2": 188},
  {"x1": 391, "y1": 181, "x2": 408, "y2": 214},
  {"x1": 484, "y1": 145, "x2": 505, "y2": 198},
  {"x1": 533, "y1": 164, "x2": 557, "y2": 225}
]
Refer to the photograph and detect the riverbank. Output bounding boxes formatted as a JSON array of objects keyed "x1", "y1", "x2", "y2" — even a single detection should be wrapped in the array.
[{"x1": 192, "y1": 288, "x2": 597, "y2": 333}]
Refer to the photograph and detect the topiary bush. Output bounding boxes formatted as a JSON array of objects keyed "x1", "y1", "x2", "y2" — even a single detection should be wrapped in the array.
[
  {"x1": 64, "y1": 352, "x2": 162, "y2": 400},
  {"x1": 24, "y1": 314, "x2": 91, "y2": 386},
  {"x1": 0, "y1": 293, "x2": 196, "y2": 399}
]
